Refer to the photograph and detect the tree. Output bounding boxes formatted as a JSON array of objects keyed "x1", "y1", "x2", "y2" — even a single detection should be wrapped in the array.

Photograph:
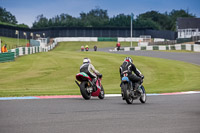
[
  {"x1": 80, "y1": 8, "x2": 109, "y2": 27},
  {"x1": 0, "y1": 7, "x2": 18, "y2": 24},
  {"x1": 18, "y1": 23, "x2": 29, "y2": 28},
  {"x1": 31, "y1": 8, "x2": 197, "y2": 31},
  {"x1": 168, "y1": 9, "x2": 195, "y2": 31},
  {"x1": 134, "y1": 18, "x2": 161, "y2": 30},
  {"x1": 137, "y1": 11, "x2": 170, "y2": 30},
  {"x1": 32, "y1": 14, "x2": 48, "y2": 28},
  {"x1": 109, "y1": 14, "x2": 131, "y2": 27}
]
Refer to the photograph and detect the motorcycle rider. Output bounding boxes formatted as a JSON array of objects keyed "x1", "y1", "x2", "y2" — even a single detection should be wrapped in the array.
[
  {"x1": 85, "y1": 45, "x2": 89, "y2": 51},
  {"x1": 119, "y1": 57, "x2": 144, "y2": 91},
  {"x1": 80, "y1": 58, "x2": 101, "y2": 89}
]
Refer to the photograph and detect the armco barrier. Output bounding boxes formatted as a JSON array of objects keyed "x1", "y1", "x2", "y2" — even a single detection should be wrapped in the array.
[
  {"x1": 0, "y1": 52, "x2": 15, "y2": 63},
  {"x1": 55, "y1": 37, "x2": 98, "y2": 42},
  {"x1": 98, "y1": 37, "x2": 117, "y2": 42},
  {"x1": 15, "y1": 48, "x2": 19, "y2": 57},
  {"x1": 1, "y1": 39, "x2": 58, "y2": 63},
  {"x1": 113, "y1": 44, "x2": 200, "y2": 52},
  {"x1": 194, "y1": 44, "x2": 200, "y2": 52},
  {"x1": 55, "y1": 37, "x2": 143, "y2": 42},
  {"x1": 118, "y1": 37, "x2": 144, "y2": 42},
  {"x1": 147, "y1": 46, "x2": 153, "y2": 50}
]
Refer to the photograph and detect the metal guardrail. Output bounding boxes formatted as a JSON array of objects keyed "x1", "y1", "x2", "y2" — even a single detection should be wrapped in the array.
[{"x1": 0, "y1": 52, "x2": 15, "y2": 63}]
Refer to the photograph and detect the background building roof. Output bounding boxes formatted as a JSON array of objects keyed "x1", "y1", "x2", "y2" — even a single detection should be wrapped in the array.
[{"x1": 177, "y1": 18, "x2": 200, "y2": 29}]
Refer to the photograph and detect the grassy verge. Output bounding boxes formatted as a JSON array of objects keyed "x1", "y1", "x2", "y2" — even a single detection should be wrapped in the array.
[
  {"x1": 0, "y1": 36, "x2": 28, "y2": 49},
  {"x1": 57, "y1": 41, "x2": 138, "y2": 51},
  {"x1": 0, "y1": 41, "x2": 200, "y2": 97}
]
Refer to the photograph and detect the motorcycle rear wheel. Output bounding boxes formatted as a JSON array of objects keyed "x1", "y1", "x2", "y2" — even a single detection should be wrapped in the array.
[
  {"x1": 80, "y1": 81, "x2": 91, "y2": 100},
  {"x1": 122, "y1": 83, "x2": 133, "y2": 104}
]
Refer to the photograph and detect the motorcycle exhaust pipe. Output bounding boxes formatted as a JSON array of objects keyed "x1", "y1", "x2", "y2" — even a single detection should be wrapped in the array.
[{"x1": 75, "y1": 80, "x2": 80, "y2": 88}]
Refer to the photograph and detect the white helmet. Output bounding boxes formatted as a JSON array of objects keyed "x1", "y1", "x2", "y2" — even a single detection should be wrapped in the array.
[{"x1": 83, "y1": 58, "x2": 91, "y2": 63}]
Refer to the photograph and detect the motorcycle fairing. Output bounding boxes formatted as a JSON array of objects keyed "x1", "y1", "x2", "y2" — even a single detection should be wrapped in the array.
[
  {"x1": 76, "y1": 72, "x2": 92, "y2": 81},
  {"x1": 91, "y1": 87, "x2": 101, "y2": 96},
  {"x1": 122, "y1": 76, "x2": 129, "y2": 82},
  {"x1": 91, "y1": 79, "x2": 101, "y2": 96}
]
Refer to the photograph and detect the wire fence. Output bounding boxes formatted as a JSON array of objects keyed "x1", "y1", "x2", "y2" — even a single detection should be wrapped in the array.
[{"x1": 0, "y1": 24, "x2": 177, "y2": 40}]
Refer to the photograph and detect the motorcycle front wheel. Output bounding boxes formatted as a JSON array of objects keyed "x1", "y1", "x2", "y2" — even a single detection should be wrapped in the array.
[
  {"x1": 98, "y1": 85, "x2": 105, "y2": 99},
  {"x1": 122, "y1": 83, "x2": 133, "y2": 104},
  {"x1": 139, "y1": 85, "x2": 147, "y2": 103},
  {"x1": 80, "y1": 81, "x2": 91, "y2": 100}
]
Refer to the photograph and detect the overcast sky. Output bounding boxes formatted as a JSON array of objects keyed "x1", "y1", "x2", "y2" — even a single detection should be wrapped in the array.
[{"x1": 1, "y1": 0, "x2": 200, "y2": 27}]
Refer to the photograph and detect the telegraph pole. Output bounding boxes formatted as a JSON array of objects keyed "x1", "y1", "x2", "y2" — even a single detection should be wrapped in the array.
[
  {"x1": 24, "y1": 32, "x2": 27, "y2": 45},
  {"x1": 16, "y1": 30, "x2": 19, "y2": 46}
]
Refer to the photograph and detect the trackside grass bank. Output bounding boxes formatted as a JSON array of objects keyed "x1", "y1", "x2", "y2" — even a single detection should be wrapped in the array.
[
  {"x1": 0, "y1": 42, "x2": 200, "y2": 97},
  {"x1": 0, "y1": 36, "x2": 28, "y2": 49}
]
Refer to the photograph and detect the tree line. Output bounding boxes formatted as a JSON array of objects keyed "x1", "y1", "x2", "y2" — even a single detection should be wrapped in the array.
[
  {"x1": 0, "y1": 7, "x2": 196, "y2": 31},
  {"x1": 0, "y1": 7, "x2": 29, "y2": 28}
]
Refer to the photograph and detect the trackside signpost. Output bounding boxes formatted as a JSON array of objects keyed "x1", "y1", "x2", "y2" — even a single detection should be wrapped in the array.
[{"x1": 130, "y1": 13, "x2": 134, "y2": 47}]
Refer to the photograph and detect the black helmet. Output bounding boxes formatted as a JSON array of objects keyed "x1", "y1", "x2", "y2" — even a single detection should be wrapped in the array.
[{"x1": 124, "y1": 57, "x2": 133, "y2": 63}]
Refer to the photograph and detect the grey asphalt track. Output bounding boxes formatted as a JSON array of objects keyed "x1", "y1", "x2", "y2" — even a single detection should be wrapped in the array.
[
  {"x1": 0, "y1": 94, "x2": 200, "y2": 133},
  {"x1": 1, "y1": 48, "x2": 200, "y2": 133},
  {"x1": 98, "y1": 47, "x2": 200, "y2": 65}
]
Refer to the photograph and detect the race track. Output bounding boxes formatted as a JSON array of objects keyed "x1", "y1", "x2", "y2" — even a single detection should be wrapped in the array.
[
  {"x1": 99, "y1": 47, "x2": 200, "y2": 65},
  {"x1": 0, "y1": 49, "x2": 200, "y2": 133},
  {"x1": 0, "y1": 94, "x2": 200, "y2": 133}
]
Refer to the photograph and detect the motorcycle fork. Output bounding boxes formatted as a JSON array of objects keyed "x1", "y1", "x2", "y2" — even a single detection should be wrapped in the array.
[
  {"x1": 86, "y1": 81, "x2": 93, "y2": 93},
  {"x1": 87, "y1": 80, "x2": 93, "y2": 86},
  {"x1": 96, "y1": 79, "x2": 101, "y2": 87},
  {"x1": 130, "y1": 82, "x2": 133, "y2": 91}
]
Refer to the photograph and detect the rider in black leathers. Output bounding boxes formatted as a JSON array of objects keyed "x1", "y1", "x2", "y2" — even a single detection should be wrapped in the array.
[{"x1": 119, "y1": 57, "x2": 144, "y2": 91}]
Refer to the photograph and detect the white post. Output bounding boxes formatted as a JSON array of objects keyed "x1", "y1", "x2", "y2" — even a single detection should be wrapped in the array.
[
  {"x1": 31, "y1": 33, "x2": 33, "y2": 39},
  {"x1": 16, "y1": 30, "x2": 19, "y2": 47},
  {"x1": 26, "y1": 34, "x2": 27, "y2": 45},
  {"x1": 24, "y1": 32, "x2": 27, "y2": 46},
  {"x1": 18, "y1": 32, "x2": 19, "y2": 46},
  {"x1": 130, "y1": 13, "x2": 133, "y2": 47}
]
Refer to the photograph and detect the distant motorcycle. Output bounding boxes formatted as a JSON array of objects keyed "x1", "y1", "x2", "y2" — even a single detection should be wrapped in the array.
[
  {"x1": 121, "y1": 71, "x2": 147, "y2": 104},
  {"x1": 75, "y1": 72, "x2": 104, "y2": 100},
  {"x1": 85, "y1": 47, "x2": 89, "y2": 51},
  {"x1": 94, "y1": 46, "x2": 97, "y2": 51}
]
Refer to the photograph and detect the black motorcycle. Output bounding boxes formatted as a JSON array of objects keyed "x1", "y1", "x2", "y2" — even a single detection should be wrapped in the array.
[{"x1": 121, "y1": 72, "x2": 147, "y2": 104}]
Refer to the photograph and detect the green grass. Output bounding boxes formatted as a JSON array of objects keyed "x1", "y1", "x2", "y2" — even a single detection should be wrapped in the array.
[
  {"x1": 0, "y1": 41, "x2": 200, "y2": 97},
  {"x1": 57, "y1": 41, "x2": 138, "y2": 51},
  {"x1": 0, "y1": 36, "x2": 28, "y2": 50}
]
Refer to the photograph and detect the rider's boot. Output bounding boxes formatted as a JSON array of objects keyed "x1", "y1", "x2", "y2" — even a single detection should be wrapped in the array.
[
  {"x1": 135, "y1": 82, "x2": 143, "y2": 95},
  {"x1": 134, "y1": 83, "x2": 140, "y2": 92}
]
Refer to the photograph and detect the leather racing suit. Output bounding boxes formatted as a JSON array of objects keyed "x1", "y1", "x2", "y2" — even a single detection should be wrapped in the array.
[
  {"x1": 80, "y1": 63, "x2": 100, "y2": 79},
  {"x1": 119, "y1": 61, "x2": 143, "y2": 90}
]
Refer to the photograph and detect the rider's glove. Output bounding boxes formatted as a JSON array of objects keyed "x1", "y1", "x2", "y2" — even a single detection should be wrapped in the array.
[
  {"x1": 98, "y1": 74, "x2": 103, "y2": 78},
  {"x1": 140, "y1": 74, "x2": 144, "y2": 79}
]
